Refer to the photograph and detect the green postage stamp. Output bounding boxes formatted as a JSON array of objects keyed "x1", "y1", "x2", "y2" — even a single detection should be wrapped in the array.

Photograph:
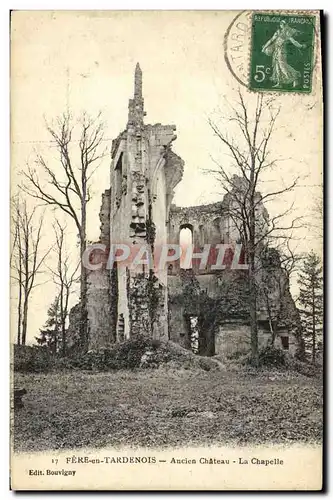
[{"x1": 249, "y1": 13, "x2": 316, "y2": 93}]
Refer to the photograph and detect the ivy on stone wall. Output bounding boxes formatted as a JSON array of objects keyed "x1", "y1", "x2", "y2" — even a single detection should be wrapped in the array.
[
  {"x1": 170, "y1": 269, "x2": 250, "y2": 322},
  {"x1": 147, "y1": 270, "x2": 162, "y2": 332},
  {"x1": 146, "y1": 218, "x2": 156, "y2": 248}
]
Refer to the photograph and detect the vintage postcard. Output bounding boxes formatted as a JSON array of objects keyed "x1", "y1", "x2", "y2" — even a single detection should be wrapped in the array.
[{"x1": 10, "y1": 10, "x2": 323, "y2": 491}]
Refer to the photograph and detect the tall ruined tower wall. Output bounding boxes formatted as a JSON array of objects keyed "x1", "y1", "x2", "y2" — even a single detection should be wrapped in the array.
[
  {"x1": 87, "y1": 64, "x2": 184, "y2": 349},
  {"x1": 86, "y1": 189, "x2": 115, "y2": 350}
]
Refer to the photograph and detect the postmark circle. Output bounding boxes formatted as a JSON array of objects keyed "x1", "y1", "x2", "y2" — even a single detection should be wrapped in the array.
[{"x1": 224, "y1": 11, "x2": 252, "y2": 88}]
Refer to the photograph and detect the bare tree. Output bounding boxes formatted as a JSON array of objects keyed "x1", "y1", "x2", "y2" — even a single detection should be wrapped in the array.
[
  {"x1": 11, "y1": 197, "x2": 50, "y2": 345},
  {"x1": 47, "y1": 220, "x2": 79, "y2": 356},
  {"x1": 21, "y1": 111, "x2": 106, "y2": 352},
  {"x1": 309, "y1": 183, "x2": 323, "y2": 239},
  {"x1": 11, "y1": 204, "x2": 23, "y2": 346},
  {"x1": 208, "y1": 91, "x2": 302, "y2": 365}
]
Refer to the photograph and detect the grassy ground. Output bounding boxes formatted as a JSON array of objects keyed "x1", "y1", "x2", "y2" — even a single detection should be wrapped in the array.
[{"x1": 13, "y1": 368, "x2": 322, "y2": 452}]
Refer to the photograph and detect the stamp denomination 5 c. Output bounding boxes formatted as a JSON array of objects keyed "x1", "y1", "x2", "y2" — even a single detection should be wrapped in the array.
[{"x1": 249, "y1": 13, "x2": 316, "y2": 93}]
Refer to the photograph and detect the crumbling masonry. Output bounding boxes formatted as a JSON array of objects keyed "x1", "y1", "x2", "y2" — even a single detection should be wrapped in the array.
[{"x1": 85, "y1": 64, "x2": 303, "y2": 358}]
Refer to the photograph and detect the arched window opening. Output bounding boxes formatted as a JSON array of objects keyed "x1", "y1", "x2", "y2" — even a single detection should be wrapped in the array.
[
  {"x1": 115, "y1": 152, "x2": 124, "y2": 208},
  {"x1": 179, "y1": 225, "x2": 193, "y2": 269},
  {"x1": 211, "y1": 217, "x2": 222, "y2": 245}
]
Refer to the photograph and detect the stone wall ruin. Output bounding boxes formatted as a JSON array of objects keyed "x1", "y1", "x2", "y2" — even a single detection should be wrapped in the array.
[{"x1": 84, "y1": 64, "x2": 303, "y2": 359}]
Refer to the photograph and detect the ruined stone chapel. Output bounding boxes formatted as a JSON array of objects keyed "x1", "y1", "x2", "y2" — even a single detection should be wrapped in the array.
[{"x1": 85, "y1": 64, "x2": 303, "y2": 358}]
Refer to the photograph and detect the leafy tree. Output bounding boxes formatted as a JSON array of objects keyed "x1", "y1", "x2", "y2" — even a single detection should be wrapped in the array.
[
  {"x1": 297, "y1": 251, "x2": 323, "y2": 363},
  {"x1": 36, "y1": 296, "x2": 63, "y2": 354}
]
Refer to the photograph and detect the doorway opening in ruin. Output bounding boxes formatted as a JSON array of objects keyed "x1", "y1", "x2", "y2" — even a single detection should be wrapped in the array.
[
  {"x1": 179, "y1": 224, "x2": 193, "y2": 269},
  {"x1": 281, "y1": 335, "x2": 289, "y2": 350}
]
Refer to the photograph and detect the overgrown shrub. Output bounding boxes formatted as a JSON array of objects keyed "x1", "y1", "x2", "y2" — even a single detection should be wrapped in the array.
[
  {"x1": 226, "y1": 349, "x2": 250, "y2": 361},
  {"x1": 286, "y1": 357, "x2": 321, "y2": 378},
  {"x1": 68, "y1": 336, "x2": 159, "y2": 371},
  {"x1": 13, "y1": 345, "x2": 54, "y2": 373},
  {"x1": 257, "y1": 345, "x2": 286, "y2": 368},
  {"x1": 68, "y1": 336, "x2": 222, "y2": 372},
  {"x1": 151, "y1": 338, "x2": 162, "y2": 350},
  {"x1": 197, "y1": 357, "x2": 214, "y2": 371},
  {"x1": 13, "y1": 336, "x2": 223, "y2": 373}
]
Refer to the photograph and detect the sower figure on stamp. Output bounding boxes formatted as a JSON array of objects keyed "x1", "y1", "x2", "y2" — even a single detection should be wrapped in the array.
[{"x1": 262, "y1": 20, "x2": 306, "y2": 88}]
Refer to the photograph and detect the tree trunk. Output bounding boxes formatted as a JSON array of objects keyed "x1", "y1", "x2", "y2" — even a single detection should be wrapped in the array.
[
  {"x1": 265, "y1": 293, "x2": 276, "y2": 346},
  {"x1": 249, "y1": 164, "x2": 259, "y2": 366},
  {"x1": 61, "y1": 313, "x2": 67, "y2": 357},
  {"x1": 249, "y1": 251, "x2": 259, "y2": 366},
  {"x1": 17, "y1": 281, "x2": 22, "y2": 345},
  {"x1": 53, "y1": 329, "x2": 58, "y2": 355},
  {"x1": 80, "y1": 200, "x2": 88, "y2": 352},
  {"x1": 22, "y1": 227, "x2": 30, "y2": 346},
  {"x1": 59, "y1": 286, "x2": 66, "y2": 357},
  {"x1": 80, "y1": 265, "x2": 88, "y2": 351},
  {"x1": 312, "y1": 286, "x2": 316, "y2": 364},
  {"x1": 21, "y1": 296, "x2": 28, "y2": 346}
]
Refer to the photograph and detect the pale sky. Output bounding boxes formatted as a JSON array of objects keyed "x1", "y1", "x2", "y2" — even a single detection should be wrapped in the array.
[{"x1": 11, "y1": 11, "x2": 323, "y2": 344}]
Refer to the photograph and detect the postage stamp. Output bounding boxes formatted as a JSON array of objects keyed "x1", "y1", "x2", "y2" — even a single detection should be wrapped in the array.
[{"x1": 249, "y1": 13, "x2": 316, "y2": 93}]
